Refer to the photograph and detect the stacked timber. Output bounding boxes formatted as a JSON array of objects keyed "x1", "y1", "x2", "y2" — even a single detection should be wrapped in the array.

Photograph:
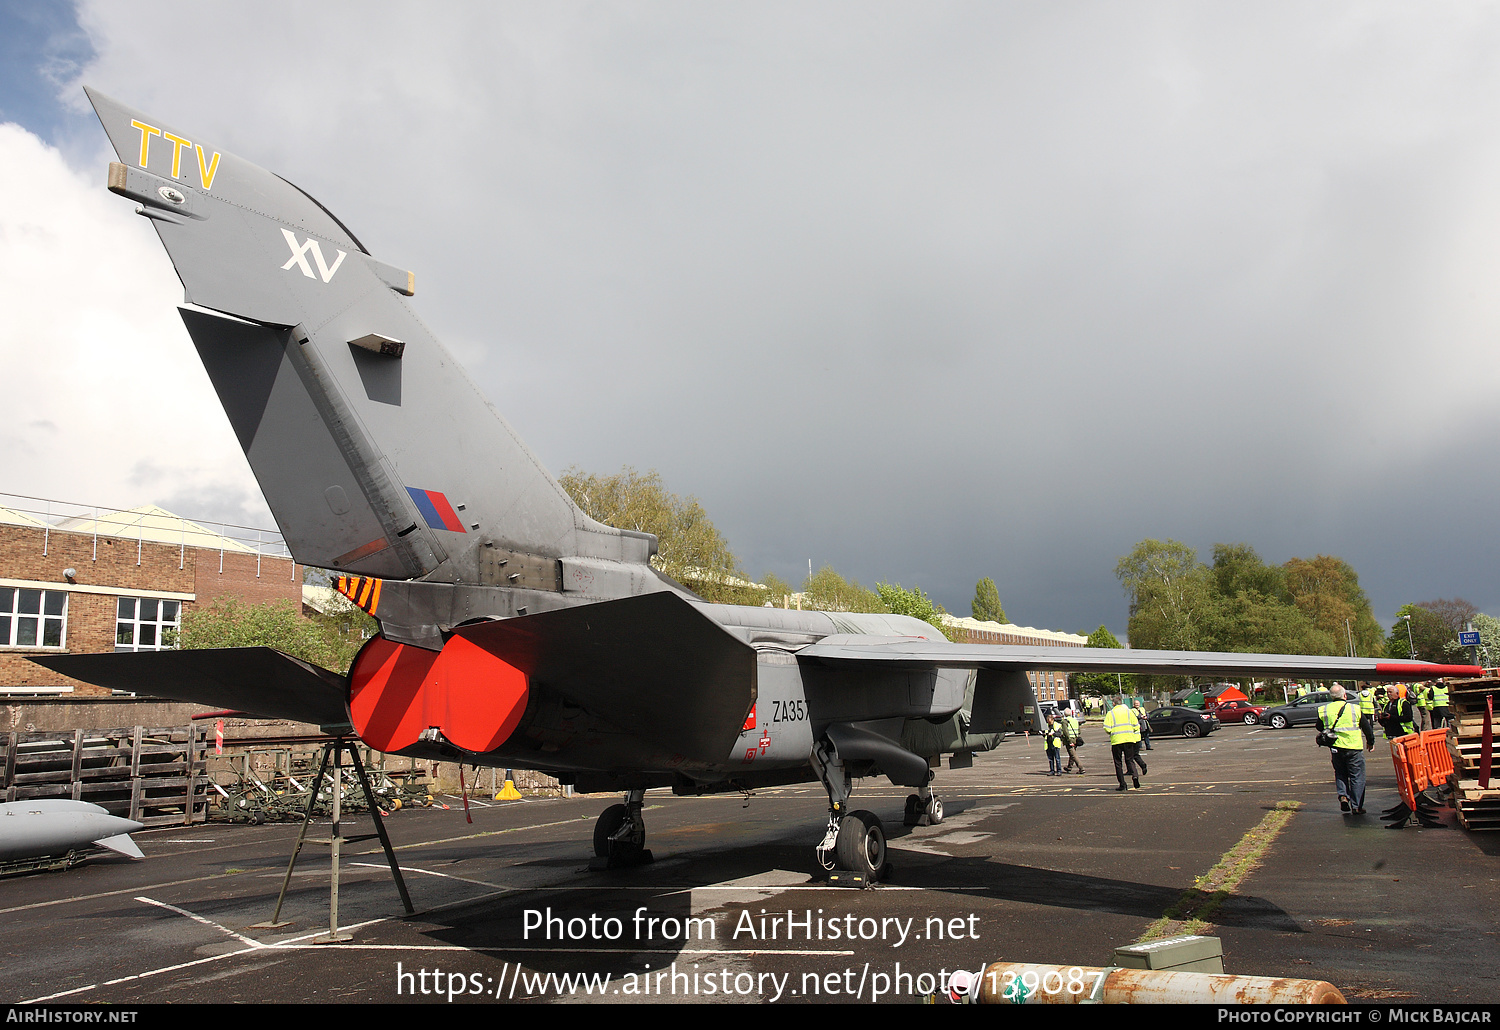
[
  {"x1": 2, "y1": 725, "x2": 209, "y2": 827},
  {"x1": 1444, "y1": 677, "x2": 1500, "y2": 831}
]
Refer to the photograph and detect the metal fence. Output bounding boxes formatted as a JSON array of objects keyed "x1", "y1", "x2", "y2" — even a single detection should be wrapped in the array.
[{"x1": 0, "y1": 490, "x2": 293, "y2": 577}]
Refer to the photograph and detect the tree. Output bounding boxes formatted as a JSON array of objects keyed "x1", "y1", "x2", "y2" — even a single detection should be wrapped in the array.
[
  {"x1": 1115, "y1": 539, "x2": 1210, "y2": 652},
  {"x1": 971, "y1": 577, "x2": 1007, "y2": 623},
  {"x1": 1387, "y1": 602, "x2": 1460, "y2": 662},
  {"x1": 1199, "y1": 544, "x2": 1321, "y2": 655},
  {"x1": 1283, "y1": 556, "x2": 1385, "y2": 657},
  {"x1": 1114, "y1": 538, "x2": 1387, "y2": 695},
  {"x1": 876, "y1": 581, "x2": 964, "y2": 641},
  {"x1": 179, "y1": 597, "x2": 367, "y2": 673},
  {"x1": 1471, "y1": 612, "x2": 1500, "y2": 668},
  {"x1": 1419, "y1": 597, "x2": 1480, "y2": 638},
  {"x1": 1072, "y1": 624, "x2": 1137, "y2": 698},
  {"x1": 759, "y1": 571, "x2": 796, "y2": 608},
  {"x1": 803, "y1": 564, "x2": 885, "y2": 613},
  {"x1": 1209, "y1": 543, "x2": 1288, "y2": 601},
  {"x1": 559, "y1": 466, "x2": 752, "y2": 604}
]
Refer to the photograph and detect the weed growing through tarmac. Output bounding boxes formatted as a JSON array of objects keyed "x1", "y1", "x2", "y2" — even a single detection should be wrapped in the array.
[{"x1": 1137, "y1": 800, "x2": 1303, "y2": 942}]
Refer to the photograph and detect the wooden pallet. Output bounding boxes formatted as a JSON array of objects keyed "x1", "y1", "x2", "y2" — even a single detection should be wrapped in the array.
[
  {"x1": 1436, "y1": 678, "x2": 1500, "y2": 830},
  {"x1": 1446, "y1": 677, "x2": 1500, "y2": 717},
  {"x1": 3, "y1": 726, "x2": 209, "y2": 827},
  {"x1": 1448, "y1": 734, "x2": 1491, "y2": 775},
  {"x1": 1447, "y1": 772, "x2": 1500, "y2": 830}
]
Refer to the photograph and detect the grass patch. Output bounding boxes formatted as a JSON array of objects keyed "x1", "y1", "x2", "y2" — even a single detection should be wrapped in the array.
[{"x1": 1136, "y1": 800, "x2": 1302, "y2": 943}]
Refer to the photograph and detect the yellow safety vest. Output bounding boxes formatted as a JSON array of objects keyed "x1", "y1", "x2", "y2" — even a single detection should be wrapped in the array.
[
  {"x1": 1319, "y1": 701, "x2": 1363, "y2": 750},
  {"x1": 1104, "y1": 705, "x2": 1142, "y2": 745},
  {"x1": 1432, "y1": 683, "x2": 1449, "y2": 706}
]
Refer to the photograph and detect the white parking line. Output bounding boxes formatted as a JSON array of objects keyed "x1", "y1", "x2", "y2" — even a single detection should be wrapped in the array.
[{"x1": 135, "y1": 895, "x2": 264, "y2": 949}]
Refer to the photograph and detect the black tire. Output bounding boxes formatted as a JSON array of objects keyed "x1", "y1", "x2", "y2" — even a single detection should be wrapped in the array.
[
  {"x1": 1269, "y1": 714, "x2": 1288, "y2": 729},
  {"x1": 1182, "y1": 722, "x2": 1202, "y2": 738},
  {"x1": 903, "y1": 794, "x2": 922, "y2": 826},
  {"x1": 593, "y1": 803, "x2": 629, "y2": 858},
  {"x1": 834, "y1": 811, "x2": 886, "y2": 877},
  {"x1": 1244, "y1": 713, "x2": 1258, "y2": 725}
]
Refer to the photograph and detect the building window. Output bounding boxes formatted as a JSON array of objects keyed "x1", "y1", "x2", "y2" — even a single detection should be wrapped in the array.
[
  {"x1": 116, "y1": 597, "x2": 180, "y2": 652},
  {"x1": 0, "y1": 588, "x2": 68, "y2": 648}
]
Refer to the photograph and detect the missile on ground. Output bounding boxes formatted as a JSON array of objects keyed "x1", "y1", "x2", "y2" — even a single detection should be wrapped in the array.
[{"x1": 0, "y1": 799, "x2": 146, "y2": 865}]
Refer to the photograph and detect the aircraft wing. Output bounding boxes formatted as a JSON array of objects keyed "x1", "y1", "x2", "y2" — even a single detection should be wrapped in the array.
[
  {"x1": 799, "y1": 637, "x2": 1483, "y2": 681},
  {"x1": 30, "y1": 648, "x2": 351, "y2": 729}
]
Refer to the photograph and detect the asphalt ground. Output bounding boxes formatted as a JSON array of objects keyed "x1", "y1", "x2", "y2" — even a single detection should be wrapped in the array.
[{"x1": 2, "y1": 719, "x2": 1498, "y2": 1007}]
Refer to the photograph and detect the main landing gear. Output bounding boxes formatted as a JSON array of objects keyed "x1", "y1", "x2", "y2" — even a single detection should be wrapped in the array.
[
  {"x1": 590, "y1": 788, "x2": 653, "y2": 870},
  {"x1": 811, "y1": 740, "x2": 889, "y2": 885}
]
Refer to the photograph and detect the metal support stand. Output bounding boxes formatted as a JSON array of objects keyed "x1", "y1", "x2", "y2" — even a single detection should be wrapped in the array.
[{"x1": 252, "y1": 737, "x2": 414, "y2": 940}]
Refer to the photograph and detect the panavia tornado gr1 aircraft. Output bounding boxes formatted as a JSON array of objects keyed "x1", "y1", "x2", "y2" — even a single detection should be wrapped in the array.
[{"x1": 37, "y1": 90, "x2": 1483, "y2": 880}]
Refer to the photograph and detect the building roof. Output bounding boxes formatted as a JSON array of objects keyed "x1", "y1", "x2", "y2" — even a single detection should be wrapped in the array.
[
  {"x1": 51, "y1": 505, "x2": 258, "y2": 554},
  {"x1": 0, "y1": 506, "x2": 48, "y2": 528},
  {"x1": 941, "y1": 615, "x2": 1088, "y2": 646}
]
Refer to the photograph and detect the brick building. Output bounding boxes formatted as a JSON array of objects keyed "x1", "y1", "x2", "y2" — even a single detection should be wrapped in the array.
[
  {"x1": 1, "y1": 497, "x2": 300, "y2": 696},
  {"x1": 942, "y1": 616, "x2": 1087, "y2": 703}
]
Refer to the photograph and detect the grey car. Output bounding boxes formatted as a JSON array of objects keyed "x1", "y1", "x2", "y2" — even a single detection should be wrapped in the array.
[{"x1": 1260, "y1": 692, "x2": 1340, "y2": 729}]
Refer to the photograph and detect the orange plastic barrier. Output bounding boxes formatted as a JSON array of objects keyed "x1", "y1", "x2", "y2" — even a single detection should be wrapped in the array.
[
  {"x1": 1390, "y1": 734, "x2": 1418, "y2": 810},
  {"x1": 1420, "y1": 728, "x2": 1453, "y2": 785}
]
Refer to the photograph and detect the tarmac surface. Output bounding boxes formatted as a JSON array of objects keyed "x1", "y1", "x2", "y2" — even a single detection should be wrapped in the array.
[{"x1": 3, "y1": 719, "x2": 1498, "y2": 1005}]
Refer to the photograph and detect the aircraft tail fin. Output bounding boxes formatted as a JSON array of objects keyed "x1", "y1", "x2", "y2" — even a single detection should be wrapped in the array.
[
  {"x1": 93, "y1": 833, "x2": 145, "y2": 860},
  {"x1": 86, "y1": 88, "x2": 653, "y2": 581}
]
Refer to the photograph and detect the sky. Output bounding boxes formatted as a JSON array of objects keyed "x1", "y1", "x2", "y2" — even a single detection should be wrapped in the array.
[{"x1": 3, "y1": 1, "x2": 1500, "y2": 641}]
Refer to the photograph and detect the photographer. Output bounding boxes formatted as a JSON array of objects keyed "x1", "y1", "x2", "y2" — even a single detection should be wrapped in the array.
[{"x1": 1318, "y1": 684, "x2": 1375, "y2": 815}]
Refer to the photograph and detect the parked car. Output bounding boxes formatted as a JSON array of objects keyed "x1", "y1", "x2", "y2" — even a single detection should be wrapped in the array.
[
  {"x1": 1145, "y1": 706, "x2": 1220, "y2": 738},
  {"x1": 1209, "y1": 700, "x2": 1267, "y2": 725},
  {"x1": 1038, "y1": 699, "x2": 1083, "y2": 721},
  {"x1": 1259, "y1": 692, "x2": 1339, "y2": 729}
]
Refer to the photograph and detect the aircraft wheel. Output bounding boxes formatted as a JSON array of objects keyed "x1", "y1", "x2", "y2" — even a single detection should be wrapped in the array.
[
  {"x1": 1243, "y1": 713, "x2": 1258, "y2": 725},
  {"x1": 903, "y1": 794, "x2": 922, "y2": 826},
  {"x1": 593, "y1": 803, "x2": 629, "y2": 858},
  {"x1": 1183, "y1": 722, "x2": 1201, "y2": 738},
  {"x1": 834, "y1": 811, "x2": 886, "y2": 878},
  {"x1": 926, "y1": 796, "x2": 944, "y2": 824},
  {"x1": 1269, "y1": 714, "x2": 1288, "y2": 729}
]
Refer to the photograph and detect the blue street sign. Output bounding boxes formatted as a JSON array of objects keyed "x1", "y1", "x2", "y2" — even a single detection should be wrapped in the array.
[{"x1": 1459, "y1": 631, "x2": 1481, "y2": 647}]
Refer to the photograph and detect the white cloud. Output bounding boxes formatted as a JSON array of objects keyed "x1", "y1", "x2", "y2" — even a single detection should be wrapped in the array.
[
  {"x1": 18, "y1": 3, "x2": 1500, "y2": 624},
  {"x1": 0, "y1": 122, "x2": 269, "y2": 527}
]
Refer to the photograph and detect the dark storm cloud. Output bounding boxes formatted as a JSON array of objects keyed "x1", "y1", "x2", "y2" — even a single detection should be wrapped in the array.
[{"x1": 52, "y1": 1, "x2": 1500, "y2": 636}]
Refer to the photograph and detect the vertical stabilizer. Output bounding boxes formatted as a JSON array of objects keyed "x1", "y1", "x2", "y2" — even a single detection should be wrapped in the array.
[{"x1": 86, "y1": 89, "x2": 654, "y2": 581}]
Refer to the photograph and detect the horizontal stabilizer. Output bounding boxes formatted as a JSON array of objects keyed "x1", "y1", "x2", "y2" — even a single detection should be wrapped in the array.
[
  {"x1": 93, "y1": 833, "x2": 144, "y2": 859},
  {"x1": 30, "y1": 649, "x2": 349, "y2": 729},
  {"x1": 454, "y1": 592, "x2": 756, "y2": 763}
]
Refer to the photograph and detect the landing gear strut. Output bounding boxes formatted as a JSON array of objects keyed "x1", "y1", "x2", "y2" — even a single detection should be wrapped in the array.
[
  {"x1": 811, "y1": 740, "x2": 886, "y2": 885},
  {"x1": 590, "y1": 788, "x2": 653, "y2": 870}
]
